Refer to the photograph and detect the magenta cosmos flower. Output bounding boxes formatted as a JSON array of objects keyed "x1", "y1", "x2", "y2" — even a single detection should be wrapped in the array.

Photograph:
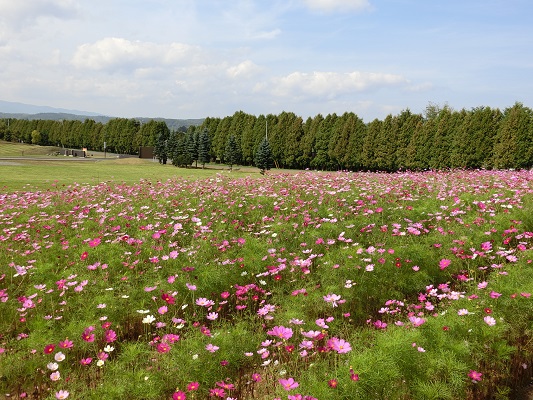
[
  {"x1": 279, "y1": 377, "x2": 299, "y2": 391},
  {"x1": 468, "y1": 370, "x2": 482, "y2": 382},
  {"x1": 328, "y1": 337, "x2": 352, "y2": 354},
  {"x1": 267, "y1": 325, "x2": 293, "y2": 340},
  {"x1": 172, "y1": 391, "x2": 186, "y2": 400},
  {"x1": 439, "y1": 259, "x2": 451, "y2": 270}
]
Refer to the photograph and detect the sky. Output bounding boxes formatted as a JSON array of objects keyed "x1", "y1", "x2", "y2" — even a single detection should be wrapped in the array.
[{"x1": 1, "y1": 0, "x2": 532, "y2": 122}]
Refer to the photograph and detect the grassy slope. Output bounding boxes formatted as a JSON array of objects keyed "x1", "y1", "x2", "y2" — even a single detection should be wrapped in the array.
[{"x1": 0, "y1": 141, "x2": 260, "y2": 191}]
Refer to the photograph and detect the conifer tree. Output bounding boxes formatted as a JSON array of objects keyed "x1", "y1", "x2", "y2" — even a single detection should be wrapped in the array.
[
  {"x1": 254, "y1": 137, "x2": 274, "y2": 174},
  {"x1": 224, "y1": 134, "x2": 241, "y2": 171},
  {"x1": 493, "y1": 102, "x2": 533, "y2": 169},
  {"x1": 198, "y1": 129, "x2": 211, "y2": 168},
  {"x1": 185, "y1": 127, "x2": 198, "y2": 167},
  {"x1": 154, "y1": 125, "x2": 170, "y2": 164}
]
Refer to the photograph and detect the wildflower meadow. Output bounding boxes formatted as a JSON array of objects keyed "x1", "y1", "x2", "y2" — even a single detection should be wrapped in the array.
[{"x1": 0, "y1": 169, "x2": 532, "y2": 399}]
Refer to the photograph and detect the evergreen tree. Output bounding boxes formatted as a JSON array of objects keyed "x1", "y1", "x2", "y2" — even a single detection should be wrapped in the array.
[
  {"x1": 168, "y1": 131, "x2": 192, "y2": 167},
  {"x1": 360, "y1": 118, "x2": 382, "y2": 170},
  {"x1": 311, "y1": 113, "x2": 337, "y2": 170},
  {"x1": 493, "y1": 102, "x2": 533, "y2": 169},
  {"x1": 224, "y1": 134, "x2": 241, "y2": 171},
  {"x1": 431, "y1": 106, "x2": 460, "y2": 170},
  {"x1": 254, "y1": 137, "x2": 274, "y2": 174},
  {"x1": 406, "y1": 118, "x2": 437, "y2": 171},
  {"x1": 394, "y1": 109, "x2": 422, "y2": 171},
  {"x1": 373, "y1": 114, "x2": 397, "y2": 171},
  {"x1": 213, "y1": 116, "x2": 232, "y2": 162},
  {"x1": 198, "y1": 129, "x2": 211, "y2": 168},
  {"x1": 154, "y1": 126, "x2": 170, "y2": 164},
  {"x1": 343, "y1": 113, "x2": 367, "y2": 171},
  {"x1": 185, "y1": 127, "x2": 198, "y2": 167}
]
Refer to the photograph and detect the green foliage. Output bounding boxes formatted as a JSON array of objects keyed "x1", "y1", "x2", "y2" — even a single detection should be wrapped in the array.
[
  {"x1": 4, "y1": 100, "x2": 533, "y2": 171},
  {"x1": 31, "y1": 130, "x2": 41, "y2": 145},
  {"x1": 254, "y1": 137, "x2": 274, "y2": 174},
  {"x1": 197, "y1": 128, "x2": 211, "y2": 168},
  {"x1": 493, "y1": 102, "x2": 533, "y2": 169},
  {"x1": 224, "y1": 134, "x2": 241, "y2": 170},
  {"x1": 153, "y1": 122, "x2": 170, "y2": 164}
]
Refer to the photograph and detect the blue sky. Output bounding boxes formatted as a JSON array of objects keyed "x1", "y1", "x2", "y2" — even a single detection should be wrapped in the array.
[{"x1": 0, "y1": 0, "x2": 532, "y2": 121}]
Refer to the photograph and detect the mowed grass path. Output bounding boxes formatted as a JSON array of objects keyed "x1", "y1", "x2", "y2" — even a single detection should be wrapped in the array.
[{"x1": 0, "y1": 141, "x2": 261, "y2": 191}]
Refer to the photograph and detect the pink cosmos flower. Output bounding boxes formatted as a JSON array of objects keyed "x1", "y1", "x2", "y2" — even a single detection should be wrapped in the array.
[
  {"x1": 156, "y1": 342, "x2": 171, "y2": 353},
  {"x1": 468, "y1": 370, "x2": 482, "y2": 382},
  {"x1": 323, "y1": 293, "x2": 341, "y2": 307},
  {"x1": 216, "y1": 381, "x2": 235, "y2": 390},
  {"x1": 186, "y1": 382, "x2": 199, "y2": 391},
  {"x1": 205, "y1": 343, "x2": 219, "y2": 352},
  {"x1": 328, "y1": 337, "x2": 352, "y2": 354},
  {"x1": 50, "y1": 371, "x2": 61, "y2": 381},
  {"x1": 279, "y1": 377, "x2": 299, "y2": 391},
  {"x1": 373, "y1": 320, "x2": 387, "y2": 329},
  {"x1": 315, "y1": 318, "x2": 329, "y2": 329},
  {"x1": 481, "y1": 241, "x2": 492, "y2": 251},
  {"x1": 162, "y1": 333, "x2": 180, "y2": 343},
  {"x1": 55, "y1": 390, "x2": 69, "y2": 399},
  {"x1": 81, "y1": 328, "x2": 95, "y2": 343},
  {"x1": 104, "y1": 329, "x2": 117, "y2": 343},
  {"x1": 267, "y1": 325, "x2": 293, "y2": 340},
  {"x1": 196, "y1": 297, "x2": 215, "y2": 307},
  {"x1": 172, "y1": 391, "x2": 186, "y2": 400},
  {"x1": 88, "y1": 238, "x2": 101, "y2": 247},
  {"x1": 478, "y1": 281, "x2": 488, "y2": 289},
  {"x1": 349, "y1": 367, "x2": 359, "y2": 381},
  {"x1": 209, "y1": 388, "x2": 225, "y2": 397},
  {"x1": 439, "y1": 259, "x2": 451, "y2": 270},
  {"x1": 207, "y1": 312, "x2": 219, "y2": 320},
  {"x1": 484, "y1": 316, "x2": 496, "y2": 326},
  {"x1": 409, "y1": 316, "x2": 426, "y2": 327}
]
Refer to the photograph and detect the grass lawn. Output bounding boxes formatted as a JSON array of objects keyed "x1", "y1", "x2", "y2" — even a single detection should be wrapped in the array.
[{"x1": 0, "y1": 141, "x2": 261, "y2": 191}]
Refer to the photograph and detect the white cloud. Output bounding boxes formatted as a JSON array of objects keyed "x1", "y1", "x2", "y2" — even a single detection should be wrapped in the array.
[
  {"x1": 71, "y1": 38, "x2": 203, "y2": 71},
  {"x1": 252, "y1": 29, "x2": 282, "y2": 40},
  {"x1": 226, "y1": 60, "x2": 261, "y2": 79},
  {"x1": 0, "y1": 0, "x2": 79, "y2": 25},
  {"x1": 264, "y1": 70, "x2": 408, "y2": 99},
  {"x1": 301, "y1": 0, "x2": 371, "y2": 13}
]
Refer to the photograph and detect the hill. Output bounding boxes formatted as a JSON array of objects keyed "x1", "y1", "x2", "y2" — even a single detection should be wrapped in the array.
[{"x1": 0, "y1": 100, "x2": 204, "y2": 131}]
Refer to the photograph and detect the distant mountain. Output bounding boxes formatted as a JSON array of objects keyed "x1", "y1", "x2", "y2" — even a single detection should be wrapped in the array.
[
  {"x1": 0, "y1": 99, "x2": 105, "y2": 117},
  {"x1": 0, "y1": 100, "x2": 204, "y2": 130}
]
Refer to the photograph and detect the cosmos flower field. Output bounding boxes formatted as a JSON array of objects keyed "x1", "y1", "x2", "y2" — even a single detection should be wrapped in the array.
[{"x1": 0, "y1": 170, "x2": 532, "y2": 399}]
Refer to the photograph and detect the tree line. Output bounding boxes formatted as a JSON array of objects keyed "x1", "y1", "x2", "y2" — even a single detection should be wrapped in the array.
[{"x1": 1, "y1": 102, "x2": 532, "y2": 171}]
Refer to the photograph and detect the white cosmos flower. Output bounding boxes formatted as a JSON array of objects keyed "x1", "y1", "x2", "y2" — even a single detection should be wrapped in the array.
[
  {"x1": 142, "y1": 315, "x2": 156, "y2": 324},
  {"x1": 47, "y1": 362, "x2": 59, "y2": 371}
]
